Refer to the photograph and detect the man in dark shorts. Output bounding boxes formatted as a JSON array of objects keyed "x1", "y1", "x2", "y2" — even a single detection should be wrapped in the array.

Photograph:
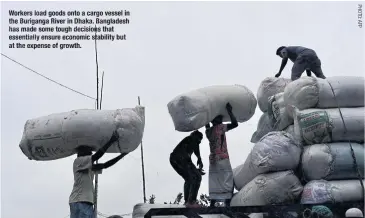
[
  {"x1": 275, "y1": 46, "x2": 326, "y2": 81},
  {"x1": 170, "y1": 130, "x2": 205, "y2": 208}
]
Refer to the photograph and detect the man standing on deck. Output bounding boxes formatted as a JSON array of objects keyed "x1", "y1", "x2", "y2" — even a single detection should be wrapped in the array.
[
  {"x1": 205, "y1": 103, "x2": 238, "y2": 207},
  {"x1": 170, "y1": 130, "x2": 205, "y2": 208},
  {"x1": 69, "y1": 131, "x2": 128, "y2": 218},
  {"x1": 275, "y1": 46, "x2": 326, "y2": 81}
]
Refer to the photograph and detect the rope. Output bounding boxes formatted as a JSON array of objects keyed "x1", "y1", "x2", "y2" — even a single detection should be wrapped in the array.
[
  {"x1": 326, "y1": 80, "x2": 364, "y2": 199},
  {"x1": 1, "y1": 53, "x2": 96, "y2": 100}
]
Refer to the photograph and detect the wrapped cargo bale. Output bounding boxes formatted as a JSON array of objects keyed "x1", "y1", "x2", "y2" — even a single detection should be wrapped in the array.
[
  {"x1": 234, "y1": 132, "x2": 301, "y2": 191},
  {"x1": 19, "y1": 106, "x2": 145, "y2": 161},
  {"x1": 257, "y1": 77, "x2": 291, "y2": 112},
  {"x1": 167, "y1": 85, "x2": 257, "y2": 132},
  {"x1": 231, "y1": 171, "x2": 303, "y2": 206},
  {"x1": 267, "y1": 92, "x2": 293, "y2": 131},
  {"x1": 293, "y1": 107, "x2": 364, "y2": 145},
  {"x1": 301, "y1": 142, "x2": 364, "y2": 181},
  {"x1": 301, "y1": 179, "x2": 365, "y2": 204},
  {"x1": 250, "y1": 113, "x2": 274, "y2": 143},
  {"x1": 284, "y1": 76, "x2": 365, "y2": 118}
]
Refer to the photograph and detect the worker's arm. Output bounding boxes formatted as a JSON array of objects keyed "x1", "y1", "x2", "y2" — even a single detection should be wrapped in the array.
[
  {"x1": 226, "y1": 103, "x2": 238, "y2": 131},
  {"x1": 275, "y1": 57, "x2": 288, "y2": 77},
  {"x1": 92, "y1": 131, "x2": 119, "y2": 162},
  {"x1": 193, "y1": 144, "x2": 203, "y2": 169},
  {"x1": 92, "y1": 153, "x2": 128, "y2": 171}
]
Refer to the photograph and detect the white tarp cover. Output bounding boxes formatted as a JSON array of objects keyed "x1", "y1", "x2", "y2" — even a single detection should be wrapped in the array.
[
  {"x1": 250, "y1": 113, "x2": 274, "y2": 143},
  {"x1": 301, "y1": 179, "x2": 365, "y2": 204},
  {"x1": 234, "y1": 132, "x2": 301, "y2": 191},
  {"x1": 284, "y1": 76, "x2": 365, "y2": 118},
  {"x1": 19, "y1": 106, "x2": 145, "y2": 161},
  {"x1": 132, "y1": 203, "x2": 229, "y2": 218},
  {"x1": 257, "y1": 77, "x2": 291, "y2": 112},
  {"x1": 267, "y1": 92, "x2": 293, "y2": 131},
  {"x1": 167, "y1": 85, "x2": 257, "y2": 132},
  {"x1": 293, "y1": 107, "x2": 364, "y2": 145},
  {"x1": 231, "y1": 171, "x2": 303, "y2": 206},
  {"x1": 301, "y1": 142, "x2": 364, "y2": 181}
]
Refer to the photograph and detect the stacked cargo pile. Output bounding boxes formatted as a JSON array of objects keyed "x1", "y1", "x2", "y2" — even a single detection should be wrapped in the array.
[
  {"x1": 231, "y1": 76, "x2": 365, "y2": 209},
  {"x1": 286, "y1": 77, "x2": 365, "y2": 205},
  {"x1": 231, "y1": 77, "x2": 303, "y2": 207}
]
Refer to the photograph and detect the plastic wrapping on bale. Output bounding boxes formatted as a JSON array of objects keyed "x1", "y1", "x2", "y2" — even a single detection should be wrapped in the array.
[
  {"x1": 250, "y1": 113, "x2": 274, "y2": 143},
  {"x1": 301, "y1": 179, "x2": 365, "y2": 204},
  {"x1": 167, "y1": 85, "x2": 257, "y2": 132},
  {"x1": 301, "y1": 143, "x2": 364, "y2": 181},
  {"x1": 234, "y1": 132, "x2": 302, "y2": 191},
  {"x1": 257, "y1": 77, "x2": 291, "y2": 112},
  {"x1": 284, "y1": 76, "x2": 365, "y2": 118},
  {"x1": 267, "y1": 92, "x2": 293, "y2": 131},
  {"x1": 231, "y1": 171, "x2": 303, "y2": 206},
  {"x1": 293, "y1": 107, "x2": 364, "y2": 145},
  {"x1": 19, "y1": 106, "x2": 145, "y2": 161}
]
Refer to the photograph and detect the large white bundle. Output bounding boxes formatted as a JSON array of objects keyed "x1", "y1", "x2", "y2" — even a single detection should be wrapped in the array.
[
  {"x1": 257, "y1": 77, "x2": 291, "y2": 112},
  {"x1": 250, "y1": 113, "x2": 274, "y2": 143},
  {"x1": 132, "y1": 203, "x2": 228, "y2": 218},
  {"x1": 19, "y1": 106, "x2": 145, "y2": 161},
  {"x1": 267, "y1": 92, "x2": 293, "y2": 131},
  {"x1": 234, "y1": 132, "x2": 301, "y2": 191},
  {"x1": 301, "y1": 179, "x2": 365, "y2": 204},
  {"x1": 284, "y1": 76, "x2": 365, "y2": 117},
  {"x1": 167, "y1": 85, "x2": 257, "y2": 132},
  {"x1": 301, "y1": 143, "x2": 364, "y2": 181},
  {"x1": 231, "y1": 171, "x2": 303, "y2": 206},
  {"x1": 293, "y1": 107, "x2": 364, "y2": 145}
]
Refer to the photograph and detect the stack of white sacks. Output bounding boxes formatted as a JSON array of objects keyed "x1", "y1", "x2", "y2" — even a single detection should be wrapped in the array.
[{"x1": 231, "y1": 76, "x2": 365, "y2": 207}]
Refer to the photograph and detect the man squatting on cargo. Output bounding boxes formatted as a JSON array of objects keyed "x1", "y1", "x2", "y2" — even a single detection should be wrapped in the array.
[
  {"x1": 205, "y1": 103, "x2": 238, "y2": 207},
  {"x1": 170, "y1": 130, "x2": 205, "y2": 208},
  {"x1": 275, "y1": 46, "x2": 326, "y2": 81},
  {"x1": 69, "y1": 131, "x2": 127, "y2": 218}
]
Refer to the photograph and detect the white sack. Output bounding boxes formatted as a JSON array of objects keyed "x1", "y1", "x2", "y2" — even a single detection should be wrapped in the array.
[
  {"x1": 132, "y1": 203, "x2": 229, "y2": 218},
  {"x1": 19, "y1": 106, "x2": 145, "y2": 161},
  {"x1": 267, "y1": 92, "x2": 293, "y2": 131},
  {"x1": 301, "y1": 179, "x2": 365, "y2": 204},
  {"x1": 168, "y1": 85, "x2": 257, "y2": 132},
  {"x1": 257, "y1": 77, "x2": 291, "y2": 112},
  {"x1": 231, "y1": 171, "x2": 303, "y2": 206},
  {"x1": 234, "y1": 132, "x2": 301, "y2": 191},
  {"x1": 293, "y1": 107, "x2": 364, "y2": 145},
  {"x1": 284, "y1": 76, "x2": 365, "y2": 117},
  {"x1": 301, "y1": 143, "x2": 364, "y2": 181},
  {"x1": 250, "y1": 113, "x2": 274, "y2": 143}
]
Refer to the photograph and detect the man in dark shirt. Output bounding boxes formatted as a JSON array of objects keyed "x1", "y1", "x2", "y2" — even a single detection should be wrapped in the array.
[
  {"x1": 275, "y1": 46, "x2": 326, "y2": 81},
  {"x1": 170, "y1": 130, "x2": 204, "y2": 208}
]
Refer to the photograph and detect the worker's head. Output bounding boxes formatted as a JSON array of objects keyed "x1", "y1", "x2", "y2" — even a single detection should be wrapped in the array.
[
  {"x1": 76, "y1": 146, "x2": 93, "y2": 157},
  {"x1": 276, "y1": 46, "x2": 287, "y2": 58},
  {"x1": 190, "y1": 130, "x2": 203, "y2": 144},
  {"x1": 345, "y1": 208, "x2": 364, "y2": 218},
  {"x1": 303, "y1": 206, "x2": 333, "y2": 218},
  {"x1": 212, "y1": 115, "x2": 223, "y2": 125}
]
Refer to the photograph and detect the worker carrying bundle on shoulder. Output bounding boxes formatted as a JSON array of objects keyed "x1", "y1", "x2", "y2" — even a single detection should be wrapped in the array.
[
  {"x1": 205, "y1": 103, "x2": 238, "y2": 207},
  {"x1": 169, "y1": 130, "x2": 205, "y2": 208},
  {"x1": 69, "y1": 131, "x2": 127, "y2": 218},
  {"x1": 275, "y1": 46, "x2": 326, "y2": 81}
]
